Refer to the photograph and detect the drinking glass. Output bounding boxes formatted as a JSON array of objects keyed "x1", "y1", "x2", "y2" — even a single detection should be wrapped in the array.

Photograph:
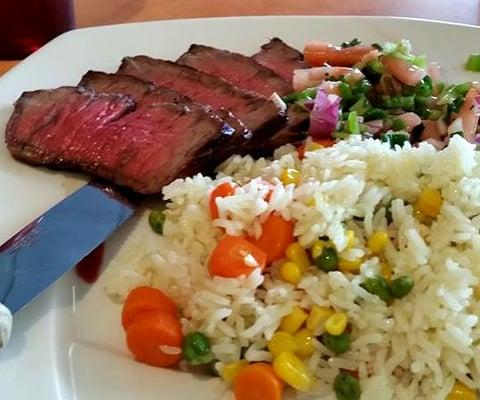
[{"x1": 0, "y1": 0, "x2": 75, "y2": 59}]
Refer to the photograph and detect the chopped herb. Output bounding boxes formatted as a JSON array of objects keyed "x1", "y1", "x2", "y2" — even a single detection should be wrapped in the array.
[
  {"x1": 341, "y1": 38, "x2": 361, "y2": 48},
  {"x1": 283, "y1": 87, "x2": 317, "y2": 104},
  {"x1": 381, "y1": 132, "x2": 410, "y2": 148},
  {"x1": 391, "y1": 118, "x2": 406, "y2": 131},
  {"x1": 383, "y1": 39, "x2": 426, "y2": 68},
  {"x1": 349, "y1": 97, "x2": 371, "y2": 116},
  {"x1": 382, "y1": 95, "x2": 415, "y2": 111},
  {"x1": 363, "y1": 108, "x2": 387, "y2": 121}
]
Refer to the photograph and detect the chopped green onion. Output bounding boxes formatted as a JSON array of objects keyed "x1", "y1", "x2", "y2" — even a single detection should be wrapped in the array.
[
  {"x1": 361, "y1": 59, "x2": 384, "y2": 84},
  {"x1": 438, "y1": 82, "x2": 471, "y2": 105},
  {"x1": 363, "y1": 108, "x2": 387, "y2": 121},
  {"x1": 414, "y1": 76, "x2": 433, "y2": 97},
  {"x1": 283, "y1": 88, "x2": 317, "y2": 104},
  {"x1": 341, "y1": 38, "x2": 361, "y2": 48},
  {"x1": 465, "y1": 53, "x2": 480, "y2": 72},
  {"x1": 349, "y1": 97, "x2": 371, "y2": 116},
  {"x1": 391, "y1": 118, "x2": 406, "y2": 131},
  {"x1": 348, "y1": 111, "x2": 360, "y2": 134},
  {"x1": 338, "y1": 82, "x2": 353, "y2": 101},
  {"x1": 381, "y1": 132, "x2": 410, "y2": 148},
  {"x1": 354, "y1": 79, "x2": 372, "y2": 95},
  {"x1": 382, "y1": 95, "x2": 415, "y2": 111}
]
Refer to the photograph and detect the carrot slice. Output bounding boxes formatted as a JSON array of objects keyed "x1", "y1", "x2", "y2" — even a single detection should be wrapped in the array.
[
  {"x1": 126, "y1": 310, "x2": 183, "y2": 368},
  {"x1": 210, "y1": 182, "x2": 237, "y2": 219},
  {"x1": 234, "y1": 363, "x2": 284, "y2": 400},
  {"x1": 122, "y1": 286, "x2": 177, "y2": 330},
  {"x1": 249, "y1": 214, "x2": 295, "y2": 263},
  {"x1": 304, "y1": 41, "x2": 373, "y2": 67},
  {"x1": 209, "y1": 235, "x2": 267, "y2": 278}
]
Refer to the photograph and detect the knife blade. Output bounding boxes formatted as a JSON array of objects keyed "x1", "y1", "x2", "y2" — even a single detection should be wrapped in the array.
[{"x1": 0, "y1": 182, "x2": 135, "y2": 316}]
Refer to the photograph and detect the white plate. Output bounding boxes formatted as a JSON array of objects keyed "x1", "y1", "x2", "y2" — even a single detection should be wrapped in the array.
[{"x1": 0, "y1": 16, "x2": 479, "y2": 400}]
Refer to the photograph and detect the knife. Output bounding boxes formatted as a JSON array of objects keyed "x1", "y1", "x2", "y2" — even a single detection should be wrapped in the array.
[{"x1": 0, "y1": 181, "x2": 136, "y2": 348}]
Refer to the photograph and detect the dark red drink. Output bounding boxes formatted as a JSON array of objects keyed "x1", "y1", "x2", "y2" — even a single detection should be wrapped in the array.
[{"x1": 0, "y1": 0, "x2": 75, "y2": 59}]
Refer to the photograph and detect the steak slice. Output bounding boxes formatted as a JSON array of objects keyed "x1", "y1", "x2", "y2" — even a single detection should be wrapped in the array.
[
  {"x1": 118, "y1": 56, "x2": 286, "y2": 141},
  {"x1": 79, "y1": 70, "x2": 249, "y2": 151},
  {"x1": 6, "y1": 86, "x2": 233, "y2": 194},
  {"x1": 252, "y1": 38, "x2": 306, "y2": 84},
  {"x1": 177, "y1": 44, "x2": 292, "y2": 97}
]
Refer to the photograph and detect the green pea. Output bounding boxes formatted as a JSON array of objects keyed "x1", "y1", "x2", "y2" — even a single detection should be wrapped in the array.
[
  {"x1": 322, "y1": 332, "x2": 351, "y2": 354},
  {"x1": 148, "y1": 208, "x2": 166, "y2": 234},
  {"x1": 334, "y1": 372, "x2": 361, "y2": 400},
  {"x1": 183, "y1": 331, "x2": 213, "y2": 365},
  {"x1": 315, "y1": 247, "x2": 339, "y2": 272},
  {"x1": 390, "y1": 275, "x2": 414, "y2": 299},
  {"x1": 361, "y1": 276, "x2": 391, "y2": 302}
]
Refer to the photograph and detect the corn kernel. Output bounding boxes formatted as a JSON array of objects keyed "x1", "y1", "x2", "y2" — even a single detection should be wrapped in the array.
[
  {"x1": 346, "y1": 230, "x2": 356, "y2": 248},
  {"x1": 280, "y1": 261, "x2": 302, "y2": 285},
  {"x1": 368, "y1": 231, "x2": 389, "y2": 254},
  {"x1": 380, "y1": 262, "x2": 393, "y2": 283},
  {"x1": 221, "y1": 360, "x2": 248, "y2": 382},
  {"x1": 280, "y1": 168, "x2": 301, "y2": 186},
  {"x1": 413, "y1": 204, "x2": 429, "y2": 223},
  {"x1": 286, "y1": 242, "x2": 310, "y2": 272},
  {"x1": 325, "y1": 312, "x2": 348, "y2": 336},
  {"x1": 294, "y1": 328, "x2": 315, "y2": 357},
  {"x1": 417, "y1": 189, "x2": 443, "y2": 218},
  {"x1": 268, "y1": 331, "x2": 297, "y2": 357},
  {"x1": 273, "y1": 352, "x2": 312, "y2": 392},
  {"x1": 280, "y1": 306, "x2": 309, "y2": 334},
  {"x1": 338, "y1": 257, "x2": 362, "y2": 274},
  {"x1": 306, "y1": 305, "x2": 334, "y2": 331},
  {"x1": 447, "y1": 381, "x2": 476, "y2": 400},
  {"x1": 311, "y1": 240, "x2": 325, "y2": 259},
  {"x1": 306, "y1": 198, "x2": 316, "y2": 207}
]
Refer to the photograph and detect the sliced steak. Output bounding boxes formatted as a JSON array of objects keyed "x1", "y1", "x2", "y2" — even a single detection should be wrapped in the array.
[
  {"x1": 252, "y1": 38, "x2": 306, "y2": 83},
  {"x1": 79, "y1": 70, "x2": 249, "y2": 151},
  {"x1": 260, "y1": 106, "x2": 309, "y2": 154},
  {"x1": 177, "y1": 44, "x2": 292, "y2": 97},
  {"x1": 118, "y1": 56, "x2": 286, "y2": 144},
  {"x1": 6, "y1": 86, "x2": 234, "y2": 194}
]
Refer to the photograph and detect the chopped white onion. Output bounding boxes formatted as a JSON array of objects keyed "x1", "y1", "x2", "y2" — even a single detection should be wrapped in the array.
[{"x1": 270, "y1": 92, "x2": 287, "y2": 113}]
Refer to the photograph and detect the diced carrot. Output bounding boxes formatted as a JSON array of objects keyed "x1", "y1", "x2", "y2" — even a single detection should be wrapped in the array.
[
  {"x1": 210, "y1": 182, "x2": 237, "y2": 219},
  {"x1": 249, "y1": 213, "x2": 295, "y2": 263},
  {"x1": 234, "y1": 363, "x2": 284, "y2": 400},
  {"x1": 209, "y1": 235, "x2": 267, "y2": 278},
  {"x1": 122, "y1": 286, "x2": 177, "y2": 330},
  {"x1": 304, "y1": 41, "x2": 373, "y2": 67},
  {"x1": 126, "y1": 310, "x2": 183, "y2": 368}
]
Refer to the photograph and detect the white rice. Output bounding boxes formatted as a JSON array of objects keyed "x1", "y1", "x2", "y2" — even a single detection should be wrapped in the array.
[{"x1": 104, "y1": 135, "x2": 480, "y2": 399}]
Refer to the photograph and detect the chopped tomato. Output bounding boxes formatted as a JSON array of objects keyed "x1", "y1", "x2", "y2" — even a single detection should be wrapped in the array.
[{"x1": 304, "y1": 41, "x2": 373, "y2": 67}]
